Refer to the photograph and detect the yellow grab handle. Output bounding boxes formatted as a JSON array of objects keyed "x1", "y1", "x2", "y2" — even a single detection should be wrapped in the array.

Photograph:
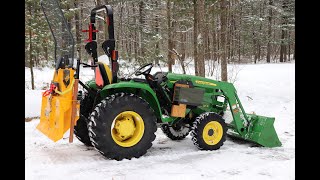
[{"x1": 54, "y1": 79, "x2": 75, "y2": 95}]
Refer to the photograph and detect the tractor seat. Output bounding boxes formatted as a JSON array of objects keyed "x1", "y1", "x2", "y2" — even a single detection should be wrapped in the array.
[
  {"x1": 132, "y1": 78, "x2": 147, "y2": 83},
  {"x1": 95, "y1": 62, "x2": 112, "y2": 87},
  {"x1": 153, "y1": 72, "x2": 168, "y2": 83},
  {"x1": 153, "y1": 72, "x2": 167, "y2": 79}
]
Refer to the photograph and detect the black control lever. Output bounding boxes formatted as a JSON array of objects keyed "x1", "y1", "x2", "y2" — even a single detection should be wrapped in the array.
[{"x1": 81, "y1": 62, "x2": 97, "y2": 68}]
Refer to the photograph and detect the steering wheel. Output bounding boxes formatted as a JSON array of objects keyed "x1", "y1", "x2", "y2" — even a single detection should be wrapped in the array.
[{"x1": 134, "y1": 63, "x2": 153, "y2": 76}]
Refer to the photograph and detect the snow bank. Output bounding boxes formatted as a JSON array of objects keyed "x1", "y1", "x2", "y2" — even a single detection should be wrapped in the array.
[{"x1": 25, "y1": 90, "x2": 43, "y2": 117}]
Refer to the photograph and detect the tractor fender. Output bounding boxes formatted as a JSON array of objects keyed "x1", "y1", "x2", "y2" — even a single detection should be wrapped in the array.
[{"x1": 100, "y1": 81, "x2": 163, "y2": 120}]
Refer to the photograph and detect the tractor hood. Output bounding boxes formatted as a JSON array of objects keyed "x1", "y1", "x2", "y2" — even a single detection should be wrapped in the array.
[{"x1": 166, "y1": 73, "x2": 233, "y2": 88}]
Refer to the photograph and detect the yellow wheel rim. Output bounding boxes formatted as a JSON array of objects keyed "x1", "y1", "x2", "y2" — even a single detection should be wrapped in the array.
[
  {"x1": 202, "y1": 121, "x2": 223, "y2": 145},
  {"x1": 111, "y1": 111, "x2": 145, "y2": 147}
]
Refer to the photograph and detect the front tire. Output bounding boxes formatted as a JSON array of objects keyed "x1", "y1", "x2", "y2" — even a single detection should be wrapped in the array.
[
  {"x1": 88, "y1": 93, "x2": 157, "y2": 160},
  {"x1": 191, "y1": 112, "x2": 227, "y2": 150}
]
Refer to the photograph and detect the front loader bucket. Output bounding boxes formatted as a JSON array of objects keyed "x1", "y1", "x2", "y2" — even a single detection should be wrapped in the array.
[
  {"x1": 228, "y1": 114, "x2": 282, "y2": 147},
  {"x1": 246, "y1": 114, "x2": 282, "y2": 147},
  {"x1": 37, "y1": 68, "x2": 79, "y2": 142}
]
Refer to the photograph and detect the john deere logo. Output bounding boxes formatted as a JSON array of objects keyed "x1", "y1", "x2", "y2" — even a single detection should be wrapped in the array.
[
  {"x1": 63, "y1": 70, "x2": 70, "y2": 87},
  {"x1": 195, "y1": 80, "x2": 217, "y2": 86}
]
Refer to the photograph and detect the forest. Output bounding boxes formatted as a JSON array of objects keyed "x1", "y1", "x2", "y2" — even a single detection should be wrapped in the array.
[{"x1": 25, "y1": 0, "x2": 295, "y2": 88}]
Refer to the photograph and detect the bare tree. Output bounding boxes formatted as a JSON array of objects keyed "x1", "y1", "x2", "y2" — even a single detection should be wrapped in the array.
[
  {"x1": 171, "y1": 49, "x2": 186, "y2": 74},
  {"x1": 220, "y1": 0, "x2": 228, "y2": 81},
  {"x1": 139, "y1": 1, "x2": 146, "y2": 62},
  {"x1": 266, "y1": 0, "x2": 273, "y2": 63},
  {"x1": 198, "y1": 0, "x2": 205, "y2": 77},
  {"x1": 155, "y1": 0, "x2": 160, "y2": 64},
  {"x1": 74, "y1": 0, "x2": 81, "y2": 59},
  {"x1": 167, "y1": 0, "x2": 175, "y2": 72},
  {"x1": 26, "y1": 0, "x2": 295, "y2": 75},
  {"x1": 280, "y1": 0, "x2": 288, "y2": 62},
  {"x1": 193, "y1": 0, "x2": 198, "y2": 76},
  {"x1": 27, "y1": 2, "x2": 35, "y2": 90}
]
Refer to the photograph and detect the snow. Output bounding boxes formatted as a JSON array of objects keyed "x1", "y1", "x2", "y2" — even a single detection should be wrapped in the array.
[
  {"x1": 25, "y1": 90, "x2": 43, "y2": 117},
  {"x1": 25, "y1": 62, "x2": 294, "y2": 179}
]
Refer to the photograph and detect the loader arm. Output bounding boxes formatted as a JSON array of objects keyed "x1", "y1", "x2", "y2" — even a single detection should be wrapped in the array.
[
  {"x1": 167, "y1": 73, "x2": 250, "y2": 134},
  {"x1": 166, "y1": 73, "x2": 282, "y2": 147},
  {"x1": 212, "y1": 81, "x2": 282, "y2": 147},
  {"x1": 215, "y1": 82, "x2": 249, "y2": 136}
]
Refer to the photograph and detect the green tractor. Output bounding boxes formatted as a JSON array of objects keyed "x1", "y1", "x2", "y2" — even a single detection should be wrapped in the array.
[{"x1": 37, "y1": 0, "x2": 281, "y2": 161}]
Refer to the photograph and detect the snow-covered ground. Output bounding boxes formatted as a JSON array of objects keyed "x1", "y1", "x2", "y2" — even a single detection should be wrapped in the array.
[{"x1": 25, "y1": 61, "x2": 295, "y2": 180}]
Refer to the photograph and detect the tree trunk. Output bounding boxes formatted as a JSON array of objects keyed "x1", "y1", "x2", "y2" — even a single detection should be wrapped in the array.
[
  {"x1": 172, "y1": 49, "x2": 186, "y2": 74},
  {"x1": 96, "y1": 0, "x2": 104, "y2": 56},
  {"x1": 155, "y1": 0, "x2": 160, "y2": 64},
  {"x1": 167, "y1": 0, "x2": 173, "y2": 72},
  {"x1": 204, "y1": 6, "x2": 210, "y2": 61},
  {"x1": 230, "y1": 13, "x2": 235, "y2": 62},
  {"x1": 293, "y1": 42, "x2": 295, "y2": 60},
  {"x1": 172, "y1": 10, "x2": 176, "y2": 67},
  {"x1": 253, "y1": 32, "x2": 257, "y2": 64},
  {"x1": 104, "y1": 1, "x2": 108, "y2": 48},
  {"x1": 284, "y1": 38, "x2": 287, "y2": 62},
  {"x1": 211, "y1": 5, "x2": 217, "y2": 62},
  {"x1": 139, "y1": 1, "x2": 145, "y2": 62},
  {"x1": 74, "y1": 0, "x2": 81, "y2": 60},
  {"x1": 127, "y1": 2, "x2": 132, "y2": 62},
  {"x1": 34, "y1": 6, "x2": 40, "y2": 67},
  {"x1": 279, "y1": 29, "x2": 285, "y2": 62},
  {"x1": 288, "y1": 31, "x2": 291, "y2": 61},
  {"x1": 119, "y1": 0, "x2": 124, "y2": 57},
  {"x1": 238, "y1": 3, "x2": 242, "y2": 63},
  {"x1": 220, "y1": 0, "x2": 228, "y2": 81},
  {"x1": 280, "y1": 0, "x2": 288, "y2": 63},
  {"x1": 193, "y1": 0, "x2": 198, "y2": 76},
  {"x1": 198, "y1": 0, "x2": 205, "y2": 77},
  {"x1": 80, "y1": 5, "x2": 85, "y2": 61},
  {"x1": 43, "y1": 40, "x2": 48, "y2": 62},
  {"x1": 226, "y1": 1, "x2": 231, "y2": 61},
  {"x1": 133, "y1": 3, "x2": 138, "y2": 61},
  {"x1": 28, "y1": 3, "x2": 35, "y2": 90},
  {"x1": 181, "y1": 32, "x2": 186, "y2": 74},
  {"x1": 266, "y1": 0, "x2": 273, "y2": 63},
  {"x1": 35, "y1": 47, "x2": 39, "y2": 66},
  {"x1": 251, "y1": 4, "x2": 257, "y2": 64},
  {"x1": 258, "y1": 2, "x2": 263, "y2": 61}
]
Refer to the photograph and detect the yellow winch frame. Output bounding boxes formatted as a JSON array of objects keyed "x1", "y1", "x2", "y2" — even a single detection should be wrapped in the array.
[{"x1": 37, "y1": 68, "x2": 80, "y2": 142}]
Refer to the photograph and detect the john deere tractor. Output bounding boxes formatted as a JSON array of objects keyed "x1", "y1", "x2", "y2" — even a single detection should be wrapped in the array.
[{"x1": 37, "y1": 0, "x2": 281, "y2": 160}]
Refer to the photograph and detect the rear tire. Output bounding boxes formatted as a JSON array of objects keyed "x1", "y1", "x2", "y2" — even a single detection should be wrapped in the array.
[
  {"x1": 74, "y1": 91, "x2": 94, "y2": 146},
  {"x1": 88, "y1": 93, "x2": 157, "y2": 160},
  {"x1": 191, "y1": 112, "x2": 227, "y2": 150}
]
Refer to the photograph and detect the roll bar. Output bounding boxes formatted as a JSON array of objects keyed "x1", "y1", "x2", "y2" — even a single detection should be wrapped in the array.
[{"x1": 83, "y1": 5, "x2": 119, "y2": 83}]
